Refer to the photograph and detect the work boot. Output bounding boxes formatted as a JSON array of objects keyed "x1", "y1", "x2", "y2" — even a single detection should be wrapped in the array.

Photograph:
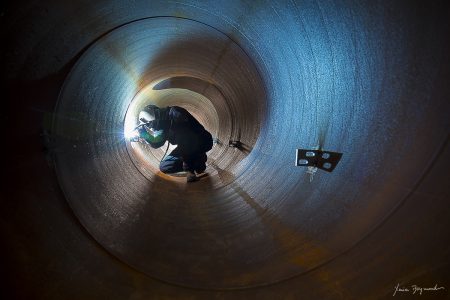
[
  {"x1": 187, "y1": 171, "x2": 198, "y2": 183},
  {"x1": 195, "y1": 166, "x2": 206, "y2": 174}
]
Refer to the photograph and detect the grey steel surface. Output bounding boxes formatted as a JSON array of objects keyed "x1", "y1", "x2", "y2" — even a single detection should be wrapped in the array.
[{"x1": 2, "y1": 0, "x2": 450, "y2": 299}]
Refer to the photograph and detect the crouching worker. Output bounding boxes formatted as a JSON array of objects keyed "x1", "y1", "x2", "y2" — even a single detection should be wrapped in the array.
[{"x1": 133, "y1": 105, "x2": 213, "y2": 183}]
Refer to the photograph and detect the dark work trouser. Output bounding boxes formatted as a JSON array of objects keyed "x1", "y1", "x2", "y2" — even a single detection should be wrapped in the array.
[
  {"x1": 159, "y1": 149, "x2": 207, "y2": 173},
  {"x1": 159, "y1": 133, "x2": 213, "y2": 174}
]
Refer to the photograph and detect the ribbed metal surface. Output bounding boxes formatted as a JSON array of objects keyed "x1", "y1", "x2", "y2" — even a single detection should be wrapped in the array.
[{"x1": 2, "y1": 0, "x2": 450, "y2": 298}]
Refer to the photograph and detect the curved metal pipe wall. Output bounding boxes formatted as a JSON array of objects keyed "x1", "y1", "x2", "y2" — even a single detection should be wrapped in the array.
[{"x1": 2, "y1": 0, "x2": 450, "y2": 298}]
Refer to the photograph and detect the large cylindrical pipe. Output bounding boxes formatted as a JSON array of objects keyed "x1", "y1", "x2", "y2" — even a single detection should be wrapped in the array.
[{"x1": 3, "y1": 0, "x2": 450, "y2": 298}]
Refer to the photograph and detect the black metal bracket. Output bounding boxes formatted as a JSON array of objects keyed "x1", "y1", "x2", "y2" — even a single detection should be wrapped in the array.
[
  {"x1": 295, "y1": 149, "x2": 343, "y2": 172},
  {"x1": 229, "y1": 140, "x2": 243, "y2": 148}
]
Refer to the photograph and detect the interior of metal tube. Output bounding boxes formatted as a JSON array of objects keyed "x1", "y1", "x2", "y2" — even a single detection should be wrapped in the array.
[
  {"x1": 52, "y1": 17, "x2": 269, "y2": 288},
  {"x1": 5, "y1": 1, "x2": 450, "y2": 298}
]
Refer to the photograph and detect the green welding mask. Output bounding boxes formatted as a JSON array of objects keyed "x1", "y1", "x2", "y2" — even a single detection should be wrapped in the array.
[{"x1": 138, "y1": 125, "x2": 164, "y2": 144}]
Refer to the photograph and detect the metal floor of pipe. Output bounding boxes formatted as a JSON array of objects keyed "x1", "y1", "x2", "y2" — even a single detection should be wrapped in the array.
[{"x1": 2, "y1": 1, "x2": 450, "y2": 299}]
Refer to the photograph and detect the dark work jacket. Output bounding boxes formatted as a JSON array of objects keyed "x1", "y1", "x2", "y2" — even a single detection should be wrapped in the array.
[{"x1": 147, "y1": 106, "x2": 212, "y2": 154}]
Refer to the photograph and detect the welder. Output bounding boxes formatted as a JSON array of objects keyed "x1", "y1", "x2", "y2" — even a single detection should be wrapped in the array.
[{"x1": 131, "y1": 104, "x2": 213, "y2": 183}]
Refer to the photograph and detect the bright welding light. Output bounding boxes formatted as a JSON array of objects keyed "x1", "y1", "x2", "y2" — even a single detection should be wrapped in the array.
[
  {"x1": 124, "y1": 113, "x2": 141, "y2": 140},
  {"x1": 123, "y1": 107, "x2": 139, "y2": 140},
  {"x1": 123, "y1": 85, "x2": 158, "y2": 140},
  {"x1": 125, "y1": 127, "x2": 140, "y2": 140}
]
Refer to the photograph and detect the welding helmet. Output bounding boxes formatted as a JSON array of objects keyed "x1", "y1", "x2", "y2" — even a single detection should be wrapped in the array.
[{"x1": 138, "y1": 104, "x2": 159, "y2": 123}]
